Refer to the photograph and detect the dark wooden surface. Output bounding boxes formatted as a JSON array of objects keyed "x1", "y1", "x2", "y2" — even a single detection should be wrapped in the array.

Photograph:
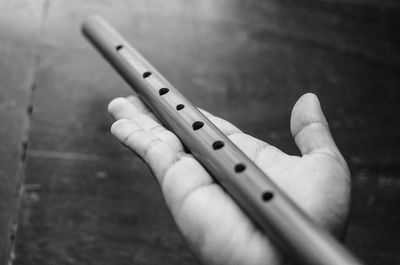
[
  {"x1": 0, "y1": 0, "x2": 397, "y2": 264},
  {"x1": 0, "y1": 1, "x2": 43, "y2": 264}
]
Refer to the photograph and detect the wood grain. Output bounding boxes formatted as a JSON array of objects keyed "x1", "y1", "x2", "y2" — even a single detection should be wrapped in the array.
[
  {"x1": 1, "y1": 0, "x2": 398, "y2": 264},
  {"x1": 0, "y1": 0, "x2": 43, "y2": 263}
]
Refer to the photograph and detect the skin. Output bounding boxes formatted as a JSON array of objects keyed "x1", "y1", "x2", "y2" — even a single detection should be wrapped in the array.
[{"x1": 108, "y1": 93, "x2": 351, "y2": 265}]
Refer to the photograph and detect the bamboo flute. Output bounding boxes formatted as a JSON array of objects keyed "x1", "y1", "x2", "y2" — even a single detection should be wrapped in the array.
[{"x1": 82, "y1": 16, "x2": 363, "y2": 265}]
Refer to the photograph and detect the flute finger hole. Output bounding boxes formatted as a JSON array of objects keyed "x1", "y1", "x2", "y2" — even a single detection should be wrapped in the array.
[
  {"x1": 212, "y1": 141, "x2": 224, "y2": 150},
  {"x1": 176, "y1": 104, "x2": 185, "y2": 111},
  {"x1": 143, "y1": 72, "x2": 152, "y2": 78},
  {"x1": 192, "y1": 121, "x2": 204, "y2": 131},
  {"x1": 159, "y1": 88, "x2": 169, "y2": 96},
  {"x1": 116, "y1": 44, "x2": 123, "y2": 51},
  {"x1": 262, "y1": 192, "x2": 274, "y2": 201},
  {"x1": 234, "y1": 163, "x2": 246, "y2": 173}
]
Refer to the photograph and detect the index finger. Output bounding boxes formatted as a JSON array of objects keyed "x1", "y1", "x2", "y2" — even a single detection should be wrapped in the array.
[{"x1": 109, "y1": 95, "x2": 243, "y2": 137}]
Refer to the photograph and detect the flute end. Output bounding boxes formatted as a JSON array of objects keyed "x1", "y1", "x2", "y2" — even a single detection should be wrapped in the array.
[{"x1": 81, "y1": 15, "x2": 107, "y2": 36}]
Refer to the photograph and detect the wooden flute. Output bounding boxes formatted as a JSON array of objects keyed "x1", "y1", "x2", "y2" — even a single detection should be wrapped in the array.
[{"x1": 82, "y1": 16, "x2": 363, "y2": 265}]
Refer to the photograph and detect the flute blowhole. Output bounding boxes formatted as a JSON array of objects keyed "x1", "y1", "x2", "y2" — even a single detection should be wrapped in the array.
[
  {"x1": 143, "y1": 71, "x2": 152, "y2": 78},
  {"x1": 262, "y1": 192, "x2": 274, "y2": 202},
  {"x1": 192, "y1": 121, "x2": 204, "y2": 130},
  {"x1": 212, "y1": 141, "x2": 225, "y2": 150},
  {"x1": 234, "y1": 163, "x2": 246, "y2": 173},
  {"x1": 176, "y1": 104, "x2": 185, "y2": 111},
  {"x1": 158, "y1": 88, "x2": 169, "y2": 96}
]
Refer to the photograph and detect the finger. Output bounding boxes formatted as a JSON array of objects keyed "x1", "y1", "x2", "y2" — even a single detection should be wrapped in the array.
[
  {"x1": 199, "y1": 108, "x2": 242, "y2": 136},
  {"x1": 290, "y1": 93, "x2": 342, "y2": 159},
  {"x1": 109, "y1": 96, "x2": 243, "y2": 138},
  {"x1": 123, "y1": 96, "x2": 243, "y2": 136},
  {"x1": 110, "y1": 119, "x2": 217, "y2": 222},
  {"x1": 112, "y1": 122, "x2": 213, "y2": 214},
  {"x1": 125, "y1": 95, "x2": 150, "y2": 113},
  {"x1": 111, "y1": 118, "x2": 183, "y2": 179},
  {"x1": 125, "y1": 95, "x2": 160, "y2": 121},
  {"x1": 108, "y1": 97, "x2": 136, "y2": 120},
  {"x1": 108, "y1": 96, "x2": 158, "y2": 121},
  {"x1": 109, "y1": 97, "x2": 182, "y2": 151}
]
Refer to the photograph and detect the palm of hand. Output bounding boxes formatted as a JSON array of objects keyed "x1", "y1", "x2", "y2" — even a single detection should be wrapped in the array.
[{"x1": 108, "y1": 93, "x2": 350, "y2": 265}]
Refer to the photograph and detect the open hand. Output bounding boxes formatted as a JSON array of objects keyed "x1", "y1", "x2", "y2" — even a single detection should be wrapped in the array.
[{"x1": 108, "y1": 93, "x2": 350, "y2": 265}]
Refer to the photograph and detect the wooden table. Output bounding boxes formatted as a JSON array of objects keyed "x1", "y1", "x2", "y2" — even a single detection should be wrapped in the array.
[{"x1": 0, "y1": 0, "x2": 398, "y2": 264}]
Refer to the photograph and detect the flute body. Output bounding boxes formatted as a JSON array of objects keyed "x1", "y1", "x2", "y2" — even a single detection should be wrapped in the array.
[{"x1": 82, "y1": 16, "x2": 363, "y2": 265}]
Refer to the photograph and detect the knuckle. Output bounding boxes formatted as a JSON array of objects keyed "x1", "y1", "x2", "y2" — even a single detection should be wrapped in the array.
[
  {"x1": 123, "y1": 127, "x2": 143, "y2": 146},
  {"x1": 142, "y1": 138, "x2": 164, "y2": 160}
]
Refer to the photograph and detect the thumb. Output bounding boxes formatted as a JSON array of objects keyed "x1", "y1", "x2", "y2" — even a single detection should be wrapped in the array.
[{"x1": 290, "y1": 93, "x2": 340, "y2": 158}]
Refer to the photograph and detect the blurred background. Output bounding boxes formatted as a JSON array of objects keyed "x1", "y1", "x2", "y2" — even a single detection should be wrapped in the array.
[{"x1": 0, "y1": 0, "x2": 399, "y2": 264}]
